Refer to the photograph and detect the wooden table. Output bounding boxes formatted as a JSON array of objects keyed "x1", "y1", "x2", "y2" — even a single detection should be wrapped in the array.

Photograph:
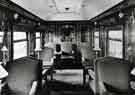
[{"x1": 44, "y1": 56, "x2": 87, "y2": 85}]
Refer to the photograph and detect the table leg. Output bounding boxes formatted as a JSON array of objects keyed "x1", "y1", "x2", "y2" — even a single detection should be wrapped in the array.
[
  {"x1": 50, "y1": 68, "x2": 53, "y2": 80},
  {"x1": 51, "y1": 73, "x2": 53, "y2": 80},
  {"x1": 83, "y1": 68, "x2": 86, "y2": 85}
]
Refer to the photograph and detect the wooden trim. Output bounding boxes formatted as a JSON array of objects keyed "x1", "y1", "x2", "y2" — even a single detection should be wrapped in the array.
[
  {"x1": 108, "y1": 38, "x2": 122, "y2": 42},
  {"x1": 13, "y1": 39, "x2": 27, "y2": 43},
  {"x1": 122, "y1": 24, "x2": 126, "y2": 59},
  {"x1": 89, "y1": 0, "x2": 135, "y2": 23},
  {"x1": 0, "y1": 0, "x2": 46, "y2": 23},
  {"x1": 8, "y1": 23, "x2": 13, "y2": 62}
]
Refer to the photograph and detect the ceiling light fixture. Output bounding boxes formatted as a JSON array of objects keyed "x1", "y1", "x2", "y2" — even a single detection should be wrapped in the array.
[{"x1": 65, "y1": 8, "x2": 70, "y2": 11}]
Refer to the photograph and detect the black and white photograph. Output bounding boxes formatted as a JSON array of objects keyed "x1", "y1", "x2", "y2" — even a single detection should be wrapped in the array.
[{"x1": 0, "y1": 0, "x2": 133, "y2": 95}]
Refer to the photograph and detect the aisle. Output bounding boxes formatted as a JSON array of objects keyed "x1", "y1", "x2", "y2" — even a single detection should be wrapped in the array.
[
  {"x1": 53, "y1": 70, "x2": 84, "y2": 85},
  {"x1": 42, "y1": 70, "x2": 94, "y2": 95}
]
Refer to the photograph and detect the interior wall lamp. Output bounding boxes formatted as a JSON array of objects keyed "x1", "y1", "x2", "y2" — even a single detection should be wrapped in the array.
[
  {"x1": 94, "y1": 22, "x2": 97, "y2": 26},
  {"x1": 130, "y1": 12, "x2": 135, "y2": 24},
  {"x1": 1, "y1": 45, "x2": 8, "y2": 66},
  {"x1": 118, "y1": 12, "x2": 124, "y2": 19},
  {"x1": 37, "y1": 22, "x2": 41, "y2": 26},
  {"x1": 13, "y1": 13, "x2": 19, "y2": 20}
]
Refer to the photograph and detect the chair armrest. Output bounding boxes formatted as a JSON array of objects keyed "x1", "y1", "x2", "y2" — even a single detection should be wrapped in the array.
[
  {"x1": 0, "y1": 81, "x2": 6, "y2": 93},
  {"x1": 82, "y1": 57, "x2": 85, "y2": 62},
  {"x1": 51, "y1": 58, "x2": 54, "y2": 64},
  {"x1": 42, "y1": 69, "x2": 48, "y2": 75},
  {"x1": 99, "y1": 82, "x2": 107, "y2": 94},
  {"x1": 88, "y1": 69, "x2": 95, "y2": 80},
  {"x1": 29, "y1": 81, "x2": 38, "y2": 95}
]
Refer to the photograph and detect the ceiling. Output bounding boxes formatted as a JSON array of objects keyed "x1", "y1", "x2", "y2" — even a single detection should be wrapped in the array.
[{"x1": 11, "y1": 0, "x2": 123, "y2": 21}]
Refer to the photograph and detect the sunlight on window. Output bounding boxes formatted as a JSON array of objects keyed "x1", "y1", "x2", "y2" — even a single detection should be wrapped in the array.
[
  {"x1": 0, "y1": 32, "x2": 4, "y2": 36},
  {"x1": 94, "y1": 32, "x2": 99, "y2": 48},
  {"x1": 109, "y1": 30, "x2": 122, "y2": 40},
  {"x1": 36, "y1": 38, "x2": 41, "y2": 49},
  {"x1": 109, "y1": 40, "x2": 122, "y2": 58},
  {"x1": 14, "y1": 41, "x2": 27, "y2": 59},
  {"x1": 0, "y1": 32, "x2": 4, "y2": 43},
  {"x1": 36, "y1": 32, "x2": 40, "y2": 37},
  {"x1": 0, "y1": 37, "x2": 3, "y2": 43},
  {"x1": 108, "y1": 30, "x2": 123, "y2": 58}
]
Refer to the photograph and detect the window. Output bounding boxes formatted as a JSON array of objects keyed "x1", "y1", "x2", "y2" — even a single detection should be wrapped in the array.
[
  {"x1": 0, "y1": 32, "x2": 4, "y2": 62},
  {"x1": 0, "y1": 32, "x2": 4, "y2": 43},
  {"x1": 13, "y1": 32, "x2": 27, "y2": 59},
  {"x1": 14, "y1": 41, "x2": 27, "y2": 59},
  {"x1": 108, "y1": 30, "x2": 123, "y2": 58},
  {"x1": 35, "y1": 32, "x2": 41, "y2": 49},
  {"x1": 94, "y1": 31, "x2": 99, "y2": 48}
]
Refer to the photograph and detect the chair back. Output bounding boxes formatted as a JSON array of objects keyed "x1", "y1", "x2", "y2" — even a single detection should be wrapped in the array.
[
  {"x1": 80, "y1": 46, "x2": 95, "y2": 66},
  {"x1": 96, "y1": 57, "x2": 129, "y2": 93},
  {"x1": 5, "y1": 57, "x2": 42, "y2": 95},
  {"x1": 61, "y1": 42, "x2": 72, "y2": 54},
  {"x1": 40, "y1": 47, "x2": 54, "y2": 65}
]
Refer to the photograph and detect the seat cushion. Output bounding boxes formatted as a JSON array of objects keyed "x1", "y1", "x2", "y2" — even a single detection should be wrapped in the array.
[
  {"x1": 40, "y1": 47, "x2": 54, "y2": 66},
  {"x1": 96, "y1": 57, "x2": 129, "y2": 93},
  {"x1": 103, "y1": 82, "x2": 128, "y2": 94}
]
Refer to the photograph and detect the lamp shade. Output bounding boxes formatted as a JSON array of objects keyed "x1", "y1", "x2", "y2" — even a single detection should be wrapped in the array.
[
  {"x1": 131, "y1": 67, "x2": 135, "y2": 76},
  {"x1": 1, "y1": 46, "x2": 8, "y2": 52},
  {"x1": 93, "y1": 47, "x2": 101, "y2": 51},
  {"x1": 0, "y1": 65, "x2": 8, "y2": 79},
  {"x1": 34, "y1": 46, "x2": 42, "y2": 52}
]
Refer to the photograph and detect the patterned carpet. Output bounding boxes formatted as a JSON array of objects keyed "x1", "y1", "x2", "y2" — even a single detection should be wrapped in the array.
[
  {"x1": 53, "y1": 70, "x2": 84, "y2": 85},
  {"x1": 41, "y1": 70, "x2": 93, "y2": 95}
]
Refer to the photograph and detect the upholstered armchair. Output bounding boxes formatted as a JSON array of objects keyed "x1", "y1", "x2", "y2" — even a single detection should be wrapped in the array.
[
  {"x1": 40, "y1": 47, "x2": 54, "y2": 67},
  {"x1": 95, "y1": 57, "x2": 129, "y2": 95},
  {"x1": 2, "y1": 56, "x2": 42, "y2": 95},
  {"x1": 80, "y1": 46, "x2": 95, "y2": 68}
]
